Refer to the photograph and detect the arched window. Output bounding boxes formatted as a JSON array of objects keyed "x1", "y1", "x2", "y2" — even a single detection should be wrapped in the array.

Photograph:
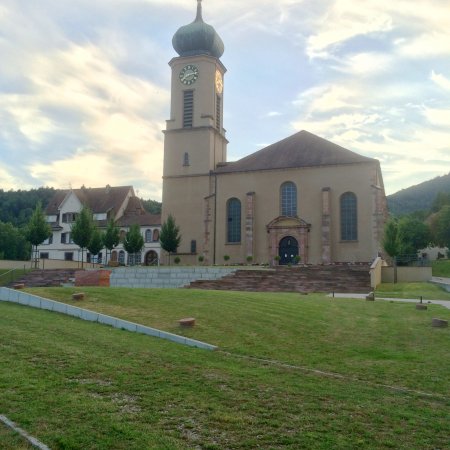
[
  {"x1": 341, "y1": 192, "x2": 357, "y2": 241},
  {"x1": 118, "y1": 250, "x2": 125, "y2": 264},
  {"x1": 153, "y1": 229, "x2": 160, "y2": 242},
  {"x1": 119, "y1": 230, "x2": 126, "y2": 242},
  {"x1": 227, "y1": 198, "x2": 241, "y2": 243},
  {"x1": 280, "y1": 182, "x2": 297, "y2": 217},
  {"x1": 145, "y1": 229, "x2": 152, "y2": 243}
]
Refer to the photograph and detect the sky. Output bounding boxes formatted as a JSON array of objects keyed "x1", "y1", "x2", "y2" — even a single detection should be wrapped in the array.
[{"x1": 1, "y1": 0, "x2": 450, "y2": 200}]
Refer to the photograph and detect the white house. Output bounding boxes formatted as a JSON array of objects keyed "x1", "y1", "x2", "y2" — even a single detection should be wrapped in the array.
[{"x1": 38, "y1": 185, "x2": 161, "y2": 266}]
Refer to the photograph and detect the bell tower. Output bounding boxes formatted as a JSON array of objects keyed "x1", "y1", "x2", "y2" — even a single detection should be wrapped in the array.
[{"x1": 162, "y1": 0, "x2": 227, "y2": 262}]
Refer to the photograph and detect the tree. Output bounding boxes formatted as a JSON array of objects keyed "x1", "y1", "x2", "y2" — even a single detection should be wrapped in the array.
[
  {"x1": 25, "y1": 202, "x2": 52, "y2": 267},
  {"x1": 0, "y1": 221, "x2": 30, "y2": 260},
  {"x1": 71, "y1": 206, "x2": 94, "y2": 268},
  {"x1": 123, "y1": 224, "x2": 144, "y2": 266},
  {"x1": 87, "y1": 226, "x2": 104, "y2": 266},
  {"x1": 103, "y1": 219, "x2": 120, "y2": 265},
  {"x1": 159, "y1": 214, "x2": 181, "y2": 265},
  {"x1": 397, "y1": 216, "x2": 431, "y2": 255},
  {"x1": 431, "y1": 205, "x2": 450, "y2": 254}
]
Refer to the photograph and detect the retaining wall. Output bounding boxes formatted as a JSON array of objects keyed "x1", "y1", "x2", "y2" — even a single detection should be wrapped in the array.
[
  {"x1": 110, "y1": 267, "x2": 236, "y2": 288},
  {"x1": 0, "y1": 287, "x2": 216, "y2": 351}
]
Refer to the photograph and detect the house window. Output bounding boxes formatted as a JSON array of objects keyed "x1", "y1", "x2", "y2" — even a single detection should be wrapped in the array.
[
  {"x1": 183, "y1": 90, "x2": 194, "y2": 127},
  {"x1": 183, "y1": 152, "x2": 190, "y2": 167},
  {"x1": 61, "y1": 233, "x2": 67, "y2": 244},
  {"x1": 280, "y1": 182, "x2": 297, "y2": 217},
  {"x1": 62, "y1": 213, "x2": 78, "y2": 223},
  {"x1": 48, "y1": 234, "x2": 53, "y2": 245},
  {"x1": 216, "y1": 95, "x2": 221, "y2": 130},
  {"x1": 153, "y1": 229, "x2": 160, "y2": 242},
  {"x1": 341, "y1": 192, "x2": 357, "y2": 241},
  {"x1": 120, "y1": 230, "x2": 126, "y2": 242},
  {"x1": 118, "y1": 250, "x2": 125, "y2": 265},
  {"x1": 191, "y1": 240, "x2": 197, "y2": 254},
  {"x1": 227, "y1": 198, "x2": 241, "y2": 243},
  {"x1": 40, "y1": 252, "x2": 49, "y2": 259},
  {"x1": 64, "y1": 252, "x2": 73, "y2": 261},
  {"x1": 145, "y1": 229, "x2": 153, "y2": 243}
]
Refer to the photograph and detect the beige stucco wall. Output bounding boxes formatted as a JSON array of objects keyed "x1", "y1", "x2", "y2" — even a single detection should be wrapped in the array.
[
  {"x1": 214, "y1": 162, "x2": 384, "y2": 265},
  {"x1": 381, "y1": 267, "x2": 432, "y2": 283}
]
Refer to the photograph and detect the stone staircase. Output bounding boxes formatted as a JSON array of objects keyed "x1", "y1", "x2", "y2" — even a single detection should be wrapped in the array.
[
  {"x1": 188, "y1": 265, "x2": 371, "y2": 293},
  {"x1": 9, "y1": 269, "x2": 77, "y2": 288}
]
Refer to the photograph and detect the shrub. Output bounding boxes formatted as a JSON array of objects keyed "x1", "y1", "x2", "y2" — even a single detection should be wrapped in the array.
[
  {"x1": 174, "y1": 256, "x2": 181, "y2": 265},
  {"x1": 198, "y1": 255, "x2": 204, "y2": 263},
  {"x1": 223, "y1": 255, "x2": 230, "y2": 262},
  {"x1": 246, "y1": 256, "x2": 253, "y2": 264}
]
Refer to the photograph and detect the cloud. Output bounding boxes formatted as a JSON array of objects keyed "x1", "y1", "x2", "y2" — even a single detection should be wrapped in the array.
[{"x1": 431, "y1": 71, "x2": 450, "y2": 91}]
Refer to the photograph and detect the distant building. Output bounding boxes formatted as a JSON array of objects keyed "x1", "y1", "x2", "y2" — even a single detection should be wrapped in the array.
[
  {"x1": 161, "y1": 2, "x2": 388, "y2": 266},
  {"x1": 38, "y1": 185, "x2": 161, "y2": 265}
]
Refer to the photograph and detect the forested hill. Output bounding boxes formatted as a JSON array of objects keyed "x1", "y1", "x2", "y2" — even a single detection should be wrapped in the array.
[
  {"x1": 387, "y1": 172, "x2": 450, "y2": 216},
  {"x1": 0, "y1": 187, "x2": 56, "y2": 227},
  {"x1": 0, "y1": 188, "x2": 161, "y2": 227}
]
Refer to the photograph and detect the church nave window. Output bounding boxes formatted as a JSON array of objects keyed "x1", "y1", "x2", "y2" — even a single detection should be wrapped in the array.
[
  {"x1": 183, "y1": 90, "x2": 194, "y2": 127},
  {"x1": 340, "y1": 192, "x2": 358, "y2": 241},
  {"x1": 280, "y1": 182, "x2": 297, "y2": 217},
  {"x1": 226, "y1": 198, "x2": 241, "y2": 243}
]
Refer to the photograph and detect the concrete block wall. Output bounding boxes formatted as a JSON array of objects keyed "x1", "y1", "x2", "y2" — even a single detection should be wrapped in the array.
[
  {"x1": 0, "y1": 287, "x2": 216, "y2": 351},
  {"x1": 110, "y1": 267, "x2": 236, "y2": 288}
]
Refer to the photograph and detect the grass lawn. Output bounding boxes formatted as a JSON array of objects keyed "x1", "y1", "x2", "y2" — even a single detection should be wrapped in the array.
[
  {"x1": 1, "y1": 288, "x2": 449, "y2": 449},
  {"x1": 0, "y1": 423, "x2": 34, "y2": 449},
  {"x1": 432, "y1": 259, "x2": 450, "y2": 277},
  {"x1": 375, "y1": 282, "x2": 450, "y2": 301}
]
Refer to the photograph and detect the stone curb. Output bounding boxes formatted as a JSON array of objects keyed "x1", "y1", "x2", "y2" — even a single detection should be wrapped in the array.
[{"x1": 0, "y1": 287, "x2": 217, "y2": 351}]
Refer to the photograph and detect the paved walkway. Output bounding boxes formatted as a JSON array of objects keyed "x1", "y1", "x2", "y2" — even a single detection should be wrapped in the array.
[{"x1": 328, "y1": 293, "x2": 450, "y2": 310}]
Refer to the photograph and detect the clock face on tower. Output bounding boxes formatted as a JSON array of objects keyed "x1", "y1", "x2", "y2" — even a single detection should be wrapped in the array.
[
  {"x1": 179, "y1": 64, "x2": 199, "y2": 85},
  {"x1": 215, "y1": 69, "x2": 223, "y2": 94}
]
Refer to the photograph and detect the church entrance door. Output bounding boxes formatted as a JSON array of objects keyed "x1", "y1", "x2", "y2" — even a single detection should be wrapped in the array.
[{"x1": 278, "y1": 236, "x2": 299, "y2": 265}]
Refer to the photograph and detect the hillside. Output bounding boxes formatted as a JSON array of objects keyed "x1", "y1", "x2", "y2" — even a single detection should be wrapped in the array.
[{"x1": 387, "y1": 172, "x2": 450, "y2": 216}]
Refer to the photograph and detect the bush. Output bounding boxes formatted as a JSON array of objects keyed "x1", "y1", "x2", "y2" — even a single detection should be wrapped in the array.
[
  {"x1": 174, "y1": 256, "x2": 181, "y2": 265},
  {"x1": 246, "y1": 256, "x2": 253, "y2": 264},
  {"x1": 223, "y1": 255, "x2": 230, "y2": 262},
  {"x1": 198, "y1": 255, "x2": 204, "y2": 263},
  {"x1": 293, "y1": 255, "x2": 301, "y2": 264}
]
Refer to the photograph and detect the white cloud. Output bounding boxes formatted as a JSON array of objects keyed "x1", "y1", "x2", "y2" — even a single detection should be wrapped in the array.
[{"x1": 431, "y1": 71, "x2": 450, "y2": 91}]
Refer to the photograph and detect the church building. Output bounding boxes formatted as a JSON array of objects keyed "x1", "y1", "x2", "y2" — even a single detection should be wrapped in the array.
[{"x1": 162, "y1": 1, "x2": 387, "y2": 266}]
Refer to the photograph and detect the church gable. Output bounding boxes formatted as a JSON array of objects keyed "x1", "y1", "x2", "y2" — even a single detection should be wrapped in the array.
[{"x1": 215, "y1": 130, "x2": 375, "y2": 174}]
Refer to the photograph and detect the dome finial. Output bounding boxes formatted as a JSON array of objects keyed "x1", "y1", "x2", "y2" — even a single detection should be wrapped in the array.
[{"x1": 195, "y1": 0, "x2": 203, "y2": 22}]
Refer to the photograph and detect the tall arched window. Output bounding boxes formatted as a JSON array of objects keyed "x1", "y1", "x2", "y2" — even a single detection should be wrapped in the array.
[
  {"x1": 227, "y1": 198, "x2": 241, "y2": 243},
  {"x1": 280, "y1": 182, "x2": 297, "y2": 217},
  {"x1": 341, "y1": 192, "x2": 357, "y2": 241},
  {"x1": 145, "y1": 229, "x2": 152, "y2": 243}
]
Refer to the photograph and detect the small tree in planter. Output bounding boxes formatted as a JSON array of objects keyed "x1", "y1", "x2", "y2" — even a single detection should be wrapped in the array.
[
  {"x1": 223, "y1": 254, "x2": 230, "y2": 264},
  {"x1": 198, "y1": 255, "x2": 205, "y2": 264},
  {"x1": 174, "y1": 256, "x2": 181, "y2": 265},
  {"x1": 293, "y1": 255, "x2": 301, "y2": 265},
  {"x1": 274, "y1": 255, "x2": 281, "y2": 266},
  {"x1": 246, "y1": 255, "x2": 253, "y2": 265}
]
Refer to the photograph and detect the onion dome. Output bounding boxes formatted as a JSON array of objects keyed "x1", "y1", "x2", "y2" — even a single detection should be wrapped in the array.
[{"x1": 172, "y1": 0, "x2": 224, "y2": 59}]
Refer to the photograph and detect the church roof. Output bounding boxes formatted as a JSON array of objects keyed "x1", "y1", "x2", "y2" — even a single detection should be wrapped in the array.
[
  {"x1": 172, "y1": 0, "x2": 224, "y2": 59},
  {"x1": 215, "y1": 130, "x2": 377, "y2": 174}
]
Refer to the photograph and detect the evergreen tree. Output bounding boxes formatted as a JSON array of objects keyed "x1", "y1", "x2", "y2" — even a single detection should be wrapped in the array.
[
  {"x1": 71, "y1": 207, "x2": 94, "y2": 268},
  {"x1": 25, "y1": 202, "x2": 52, "y2": 267},
  {"x1": 87, "y1": 226, "x2": 104, "y2": 265},
  {"x1": 123, "y1": 224, "x2": 144, "y2": 266},
  {"x1": 159, "y1": 214, "x2": 181, "y2": 265},
  {"x1": 103, "y1": 219, "x2": 120, "y2": 265}
]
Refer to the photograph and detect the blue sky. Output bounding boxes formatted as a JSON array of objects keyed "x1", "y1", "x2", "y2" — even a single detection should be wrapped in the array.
[{"x1": 1, "y1": 0, "x2": 449, "y2": 199}]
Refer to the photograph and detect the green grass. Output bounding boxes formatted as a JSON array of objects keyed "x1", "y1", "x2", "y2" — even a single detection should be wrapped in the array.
[
  {"x1": 0, "y1": 423, "x2": 34, "y2": 449},
  {"x1": 432, "y1": 259, "x2": 450, "y2": 277},
  {"x1": 375, "y1": 282, "x2": 450, "y2": 301},
  {"x1": 1, "y1": 288, "x2": 449, "y2": 449}
]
